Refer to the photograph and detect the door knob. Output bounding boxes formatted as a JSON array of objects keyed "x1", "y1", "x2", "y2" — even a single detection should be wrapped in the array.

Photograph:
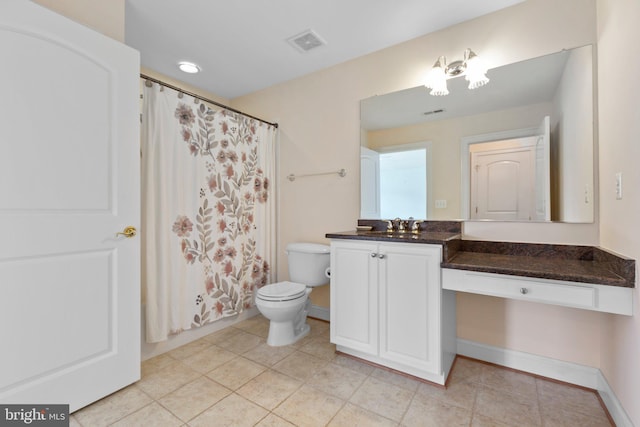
[{"x1": 116, "y1": 226, "x2": 137, "y2": 238}]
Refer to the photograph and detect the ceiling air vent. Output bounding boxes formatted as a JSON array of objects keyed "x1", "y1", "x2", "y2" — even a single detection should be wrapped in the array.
[{"x1": 287, "y1": 29, "x2": 326, "y2": 53}]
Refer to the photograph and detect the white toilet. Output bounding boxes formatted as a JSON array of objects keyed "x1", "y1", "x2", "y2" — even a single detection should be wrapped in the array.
[{"x1": 255, "y1": 243, "x2": 330, "y2": 346}]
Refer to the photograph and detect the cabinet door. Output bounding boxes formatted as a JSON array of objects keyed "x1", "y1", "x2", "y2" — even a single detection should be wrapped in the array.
[
  {"x1": 379, "y1": 243, "x2": 442, "y2": 373},
  {"x1": 330, "y1": 240, "x2": 378, "y2": 355}
]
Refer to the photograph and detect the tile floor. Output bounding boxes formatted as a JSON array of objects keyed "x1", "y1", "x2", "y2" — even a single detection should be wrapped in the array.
[{"x1": 71, "y1": 315, "x2": 613, "y2": 426}]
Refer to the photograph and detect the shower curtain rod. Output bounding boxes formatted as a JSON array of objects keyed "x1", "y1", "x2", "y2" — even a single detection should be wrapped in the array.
[{"x1": 140, "y1": 73, "x2": 278, "y2": 129}]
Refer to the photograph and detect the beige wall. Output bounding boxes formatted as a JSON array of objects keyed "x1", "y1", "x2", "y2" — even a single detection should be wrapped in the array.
[
  {"x1": 597, "y1": 0, "x2": 640, "y2": 424},
  {"x1": 552, "y1": 46, "x2": 594, "y2": 222},
  {"x1": 33, "y1": 0, "x2": 125, "y2": 42},
  {"x1": 309, "y1": 284, "x2": 330, "y2": 308},
  {"x1": 233, "y1": 0, "x2": 601, "y2": 364}
]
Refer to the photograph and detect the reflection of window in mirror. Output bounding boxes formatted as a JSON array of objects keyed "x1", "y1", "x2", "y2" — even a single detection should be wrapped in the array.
[
  {"x1": 360, "y1": 142, "x2": 431, "y2": 219},
  {"x1": 380, "y1": 148, "x2": 426, "y2": 218}
]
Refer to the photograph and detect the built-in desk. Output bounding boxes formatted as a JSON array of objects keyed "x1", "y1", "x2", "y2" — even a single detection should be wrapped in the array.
[{"x1": 441, "y1": 240, "x2": 635, "y2": 315}]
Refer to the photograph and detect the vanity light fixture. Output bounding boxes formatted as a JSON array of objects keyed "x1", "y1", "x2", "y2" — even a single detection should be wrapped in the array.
[
  {"x1": 178, "y1": 61, "x2": 200, "y2": 74},
  {"x1": 424, "y1": 48, "x2": 489, "y2": 96}
]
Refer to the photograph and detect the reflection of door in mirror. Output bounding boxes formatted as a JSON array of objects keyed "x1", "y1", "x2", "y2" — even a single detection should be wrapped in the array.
[
  {"x1": 535, "y1": 116, "x2": 551, "y2": 221},
  {"x1": 460, "y1": 116, "x2": 552, "y2": 221},
  {"x1": 470, "y1": 139, "x2": 537, "y2": 220},
  {"x1": 467, "y1": 116, "x2": 551, "y2": 221}
]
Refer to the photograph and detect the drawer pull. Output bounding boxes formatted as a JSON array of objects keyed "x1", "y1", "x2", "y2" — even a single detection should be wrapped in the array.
[
  {"x1": 371, "y1": 253, "x2": 378, "y2": 258},
  {"x1": 378, "y1": 254, "x2": 385, "y2": 259},
  {"x1": 520, "y1": 288, "x2": 529, "y2": 295}
]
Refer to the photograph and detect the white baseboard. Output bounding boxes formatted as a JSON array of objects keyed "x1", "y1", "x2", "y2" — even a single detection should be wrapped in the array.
[
  {"x1": 309, "y1": 304, "x2": 330, "y2": 322},
  {"x1": 457, "y1": 339, "x2": 632, "y2": 426},
  {"x1": 457, "y1": 339, "x2": 599, "y2": 388},
  {"x1": 141, "y1": 306, "x2": 259, "y2": 361},
  {"x1": 597, "y1": 370, "x2": 634, "y2": 427}
]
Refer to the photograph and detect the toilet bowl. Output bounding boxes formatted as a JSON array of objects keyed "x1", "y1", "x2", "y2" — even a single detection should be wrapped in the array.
[{"x1": 255, "y1": 243, "x2": 330, "y2": 346}]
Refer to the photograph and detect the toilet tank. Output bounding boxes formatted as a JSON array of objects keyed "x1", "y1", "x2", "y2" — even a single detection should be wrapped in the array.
[{"x1": 286, "y1": 243, "x2": 330, "y2": 287}]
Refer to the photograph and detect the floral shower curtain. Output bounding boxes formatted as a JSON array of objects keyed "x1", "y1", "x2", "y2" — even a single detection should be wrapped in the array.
[{"x1": 141, "y1": 81, "x2": 276, "y2": 343}]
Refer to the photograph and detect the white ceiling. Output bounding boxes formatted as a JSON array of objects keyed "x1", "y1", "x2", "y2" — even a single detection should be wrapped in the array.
[{"x1": 125, "y1": 0, "x2": 524, "y2": 99}]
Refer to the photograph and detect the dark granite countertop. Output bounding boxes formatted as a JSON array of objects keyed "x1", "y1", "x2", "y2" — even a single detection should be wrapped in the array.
[
  {"x1": 442, "y1": 241, "x2": 635, "y2": 288},
  {"x1": 325, "y1": 230, "x2": 460, "y2": 245},
  {"x1": 327, "y1": 221, "x2": 635, "y2": 288},
  {"x1": 442, "y1": 252, "x2": 630, "y2": 286}
]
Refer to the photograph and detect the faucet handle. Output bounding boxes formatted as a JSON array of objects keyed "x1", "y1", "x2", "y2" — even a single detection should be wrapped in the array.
[
  {"x1": 386, "y1": 220, "x2": 394, "y2": 232},
  {"x1": 411, "y1": 220, "x2": 423, "y2": 233}
]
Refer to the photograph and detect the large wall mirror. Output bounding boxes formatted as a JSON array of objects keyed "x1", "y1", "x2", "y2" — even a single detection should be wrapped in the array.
[{"x1": 360, "y1": 45, "x2": 595, "y2": 223}]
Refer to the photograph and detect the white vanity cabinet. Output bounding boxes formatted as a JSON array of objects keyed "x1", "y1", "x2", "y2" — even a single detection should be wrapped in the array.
[
  {"x1": 330, "y1": 240, "x2": 379, "y2": 355},
  {"x1": 329, "y1": 239, "x2": 456, "y2": 384}
]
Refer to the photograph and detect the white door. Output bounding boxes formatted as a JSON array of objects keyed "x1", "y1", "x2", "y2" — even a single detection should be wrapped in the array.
[
  {"x1": 360, "y1": 147, "x2": 380, "y2": 218},
  {"x1": 378, "y1": 243, "x2": 441, "y2": 374},
  {"x1": 0, "y1": 0, "x2": 140, "y2": 412},
  {"x1": 471, "y1": 143, "x2": 536, "y2": 221}
]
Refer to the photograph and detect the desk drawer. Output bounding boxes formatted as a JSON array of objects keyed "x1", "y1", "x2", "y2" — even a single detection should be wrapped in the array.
[{"x1": 442, "y1": 268, "x2": 633, "y2": 315}]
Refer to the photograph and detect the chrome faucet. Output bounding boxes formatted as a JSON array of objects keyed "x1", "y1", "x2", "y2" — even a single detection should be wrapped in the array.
[{"x1": 393, "y1": 217, "x2": 409, "y2": 232}]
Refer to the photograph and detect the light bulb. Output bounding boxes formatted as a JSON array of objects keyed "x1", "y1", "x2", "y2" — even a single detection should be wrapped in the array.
[
  {"x1": 425, "y1": 56, "x2": 449, "y2": 96},
  {"x1": 178, "y1": 61, "x2": 200, "y2": 74},
  {"x1": 464, "y1": 49, "x2": 489, "y2": 89}
]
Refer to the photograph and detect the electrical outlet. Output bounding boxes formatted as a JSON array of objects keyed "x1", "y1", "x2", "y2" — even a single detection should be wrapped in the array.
[
  {"x1": 435, "y1": 199, "x2": 447, "y2": 209},
  {"x1": 615, "y1": 172, "x2": 623, "y2": 200},
  {"x1": 584, "y1": 184, "x2": 590, "y2": 204}
]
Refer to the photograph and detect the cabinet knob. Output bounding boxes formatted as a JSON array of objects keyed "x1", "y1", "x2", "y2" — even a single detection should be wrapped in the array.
[
  {"x1": 378, "y1": 254, "x2": 385, "y2": 259},
  {"x1": 371, "y1": 253, "x2": 378, "y2": 258},
  {"x1": 520, "y1": 288, "x2": 529, "y2": 295}
]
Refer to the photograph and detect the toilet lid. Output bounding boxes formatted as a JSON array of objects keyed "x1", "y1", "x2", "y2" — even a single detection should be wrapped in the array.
[{"x1": 257, "y1": 281, "x2": 307, "y2": 301}]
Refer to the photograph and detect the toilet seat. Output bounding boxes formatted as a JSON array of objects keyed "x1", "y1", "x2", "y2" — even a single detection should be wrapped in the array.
[{"x1": 257, "y1": 281, "x2": 307, "y2": 302}]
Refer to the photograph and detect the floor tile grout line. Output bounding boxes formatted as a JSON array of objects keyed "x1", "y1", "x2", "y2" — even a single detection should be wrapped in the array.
[
  {"x1": 397, "y1": 386, "x2": 419, "y2": 426},
  {"x1": 343, "y1": 359, "x2": 414, "y2": 425},
  {"x1": 534, "y1": 376, "x2": 544, "y2": 426},
  {"x1": 322, "y1": 396, "x2": 349, "y2": 426},
  {"x1": 267, "y1": 375, "x2": 307, "y2": 416},
  {"x1": 160, "y1": 373, "x2": 235, "y2": 425},
  {"x1": 467, "y1": 378, "x2": 480, "y2": 427}
]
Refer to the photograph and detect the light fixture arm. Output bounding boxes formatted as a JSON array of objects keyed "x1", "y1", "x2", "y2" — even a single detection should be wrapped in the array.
[
  {"x1": 444, "y1": 48, "x2": 475, "y2": 76},
  {"x1": 445, "y1": 59, "x2": 466, "y2": 77}
]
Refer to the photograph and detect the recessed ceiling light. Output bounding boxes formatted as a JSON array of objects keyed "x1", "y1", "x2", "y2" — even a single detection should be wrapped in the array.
[{"x1": 178, "y1": 61, "x2": 200, "y2": 74}]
